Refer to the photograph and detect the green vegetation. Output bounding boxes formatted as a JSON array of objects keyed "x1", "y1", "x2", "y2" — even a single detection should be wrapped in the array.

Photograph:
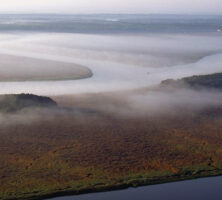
[
  {"x1": 0, "y1": 103, "x2": 222, "y2": 200},
  {"x1": 0, "y1": 73, "x2": 222, "y2": 199},
  {"x1": 0, "y1": 94, "x2": 57, "y2": 113},
  {"x1": 161, "y1": 72, "x2": 222, "y2": 89}
]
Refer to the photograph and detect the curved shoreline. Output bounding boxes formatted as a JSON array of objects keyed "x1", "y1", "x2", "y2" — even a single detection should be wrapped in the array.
[
  {"x1": 0, "y1": 53, "x2": 93, "y2": 82},
  {"x1": 0, "y1": 32, "x2": 222, "y2": 200},
  {"x1": 0, "y1": 51, "x2": 221, "y2": 96},
  {"x1": 0, "y1": 71, "x2": 93, "y2": 82}
]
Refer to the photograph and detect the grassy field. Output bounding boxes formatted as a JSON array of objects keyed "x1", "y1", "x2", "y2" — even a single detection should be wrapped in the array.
[{"x1": 0, "y1": 73, "x2": 222, "y2": 200}]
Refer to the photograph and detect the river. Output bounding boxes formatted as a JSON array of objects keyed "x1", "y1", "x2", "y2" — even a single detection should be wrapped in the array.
[{"x1": 49, "y1": 176, "x2": 222, "y2": 200}]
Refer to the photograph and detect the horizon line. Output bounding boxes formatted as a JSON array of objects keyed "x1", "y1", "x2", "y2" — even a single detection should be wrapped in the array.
[{"x1": 0, "y1": 12, "x2": 222, "y2": 16}]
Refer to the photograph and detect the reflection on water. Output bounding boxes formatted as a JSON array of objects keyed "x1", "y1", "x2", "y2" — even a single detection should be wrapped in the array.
[{"x1": 50, "y1": 176, "x2": 222, "y2": 200}]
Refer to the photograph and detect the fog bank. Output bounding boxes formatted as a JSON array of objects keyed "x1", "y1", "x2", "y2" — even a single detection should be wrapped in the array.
[{"x1": 0, "y1": 32, "x2": 221, "y2": 95}]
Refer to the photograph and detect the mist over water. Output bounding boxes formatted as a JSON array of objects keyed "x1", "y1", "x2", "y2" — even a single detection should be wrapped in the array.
[
  {"x1": 1, "y1": 15, "x2": 222, "y2": 200},
  {"x1": 0, "y1": 14, "x2": 221, "y2": 96}
]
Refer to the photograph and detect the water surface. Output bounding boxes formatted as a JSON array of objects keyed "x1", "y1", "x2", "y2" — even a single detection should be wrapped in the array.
[{"x1": 50, "y1": 176, "x2": 222, "y2": 200}]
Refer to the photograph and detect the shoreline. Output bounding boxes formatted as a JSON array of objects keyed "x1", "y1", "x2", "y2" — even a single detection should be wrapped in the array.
[
  {"x1": 0, "y1": 71, "x2": 93, "y2": 82},
  {"x1": 10, "y1": 170, "x2": 222, "y2": 200},
  {"x1": 0, "y1": 53, "x2": 93, "y2": 82},
  {"x1": 1, "y1": 73, "x2": 222, "y2": 200}
]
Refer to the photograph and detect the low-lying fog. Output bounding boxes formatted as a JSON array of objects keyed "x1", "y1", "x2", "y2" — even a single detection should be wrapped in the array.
[
  {"x1": 2, "y1": 85, "x2": 222, "y2": 126},
  {"x1": 54, "y1": 85, "x2": 222, "y2": 118},
  {"x1": 0, "y1": 32, "x2": 221, "y2": 95},
  {"x1": 0, "y1": 15, "x2": 221, "y2": 120}
]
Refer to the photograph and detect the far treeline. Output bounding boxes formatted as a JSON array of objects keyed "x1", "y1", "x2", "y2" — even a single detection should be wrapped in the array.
[
  {"x1": 0, "y1": 93, "x2": 57, "y2": 113},
  {"x1": 161, "y1": 72, "x2": 222, "y2": 89}
]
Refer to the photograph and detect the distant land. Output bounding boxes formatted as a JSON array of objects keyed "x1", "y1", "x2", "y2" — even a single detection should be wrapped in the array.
[
  {"x1": 0, "y1": 54, "x2": 93, "y2": 82},
  {"x1": 0, "y1": 94, "x2": 57, "y2": 113},
  {"x1": 161, "y1": 73, "x2": 222, "y2": 90}
]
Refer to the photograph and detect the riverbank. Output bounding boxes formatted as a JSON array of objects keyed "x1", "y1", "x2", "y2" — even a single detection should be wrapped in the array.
[
  {"x1": 1, "y1": 73, "x2": 222, "y2": 200},
  {"x1": 47, "y1": 175, "x2": 222, "y2": 200},
  {"x1": 11, "y1": 170, "x2": 222, "y2": 200},
  {"x1": 1, "y1": 100, "x2": 222, "y2": 200}
]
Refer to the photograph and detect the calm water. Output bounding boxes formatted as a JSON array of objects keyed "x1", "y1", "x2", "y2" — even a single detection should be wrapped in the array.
[
  {"x1": 49, "y1": 176, "x2": 222, "y2": 200},
  {"x1": 0, "y1": 14, "x2": 222, "y2": 33},
  {"x1": 0, "y1": 14, "x2": 222, "y2": 95}
]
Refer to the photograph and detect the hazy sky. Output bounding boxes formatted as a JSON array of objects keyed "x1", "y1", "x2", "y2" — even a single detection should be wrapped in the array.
[{"x1": 0, "y1": 0, "x2": 222, "y2": 14}]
